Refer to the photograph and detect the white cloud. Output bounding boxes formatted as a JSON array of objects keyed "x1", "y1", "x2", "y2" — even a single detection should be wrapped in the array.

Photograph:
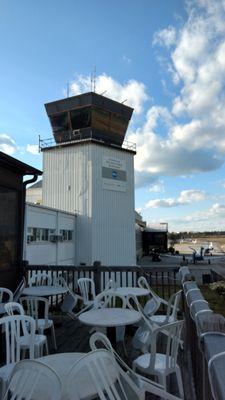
[
  {"x1": 207, "y1": 203, "x2": 225, "y2": 216},
  {"x1": 178, "y1": 189, "x2": 206, "y2": 203},
  {"x1": 128, "y1": 0, "x2": 225, "y2": 188},
  {"x1": 153, "y1": 26, "x2": 177, "y2": 48},
  {"x1": 70, "y1": 74, "x2": 148, "y2": 114},
  {"x1": 146, "y1": 198, "x2": 179, "y2": 208},
  {"x1": 149, "y1": 181, "x2": 165, "y2": 193},
  {"x1": 170, "y1": 202, "x2": 225, "y2": 231},
  {"x1": 122, "y1": 54, "x2": 132, "y2": 64},
  {"x1": 26, "y1": 144, "x2": 39, "y2": 155},
  {"x1": 0, "y1": 134, "x2": 16, "y2": 155},
  {"x1": 145, "y1": 189, "x2": 206, "y2": 208},
  {"x1": 66, "y1": 2, "x2": 225, "y2": 191}
]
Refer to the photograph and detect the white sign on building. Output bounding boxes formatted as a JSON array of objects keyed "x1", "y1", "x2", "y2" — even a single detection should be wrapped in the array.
[{"x1": 102, "y1": 156, "x2": 127, "y2": 192}]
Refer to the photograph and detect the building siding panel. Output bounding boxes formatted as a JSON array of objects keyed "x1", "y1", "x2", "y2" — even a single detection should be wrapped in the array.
[{"x1": 42, "y1": 142, "x2": 135, "y2": 266}]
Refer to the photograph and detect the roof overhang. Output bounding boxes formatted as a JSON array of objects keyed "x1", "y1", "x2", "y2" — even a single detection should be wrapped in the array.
[{"x1": 0, "y1": 152, "x2": 42, "y2": 176}]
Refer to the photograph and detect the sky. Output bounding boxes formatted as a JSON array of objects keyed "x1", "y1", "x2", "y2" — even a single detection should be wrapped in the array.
[{"x1": 1, "y1": 0, "x2": 225, "y2": 232}]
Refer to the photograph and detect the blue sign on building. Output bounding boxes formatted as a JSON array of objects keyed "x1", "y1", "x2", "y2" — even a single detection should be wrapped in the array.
[{"x1": 112, "y1": 170, "x2": 117, "y2": 179}]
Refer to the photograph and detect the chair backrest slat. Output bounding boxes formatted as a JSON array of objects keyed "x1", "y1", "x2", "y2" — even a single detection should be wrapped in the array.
[
  {"x1": 4, "y1": 302, "x2": 24, "y2": 316},
  {"x1": 0, "y1": 287, "x2": 13, "y2": 303},
  {"x1": 20, "y1": 296, "x2": 49, "y2": 328},
  {"x1": 0, "y1": 315, "x2": 35, "y2": 365},
  {"x1": 93, "y1": 292, "x2": 127, "y2": 309},
  {"x1": 149, "y1": 320, "x2": 184, "y2": 372},
  {"x1": 78, "y1": 278, "x2": 96, "y2": 305},
  {"x1": 28, "y1": 273, "x2": 52, "y2": 287},
  {"x1": 66, "y1": 349, "x2": 141, "y2": 400},
  {"x1": 3, "y1": 359, "x2": 62, "y2": 400}
]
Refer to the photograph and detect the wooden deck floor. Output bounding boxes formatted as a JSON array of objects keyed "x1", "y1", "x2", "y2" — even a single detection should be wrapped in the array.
[{"x1": 49, "y1": 315, "x2": 196, "y2": 400}]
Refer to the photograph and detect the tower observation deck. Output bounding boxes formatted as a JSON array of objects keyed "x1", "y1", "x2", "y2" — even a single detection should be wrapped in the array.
[{"x1": 44, "y1": 92, "x2": 134, "y2": 148}]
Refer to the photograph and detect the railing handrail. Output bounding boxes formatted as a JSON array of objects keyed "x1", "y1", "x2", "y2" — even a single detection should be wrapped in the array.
[
  {"x1": 24, "y1": 264, "x2": 179, "y2": 273},
  {"x1": 182, "y1": 267, "x2": 225, "y2": 399},
  {"x1": 39, "y1": 132, "x2": 136, "y2": 152}
]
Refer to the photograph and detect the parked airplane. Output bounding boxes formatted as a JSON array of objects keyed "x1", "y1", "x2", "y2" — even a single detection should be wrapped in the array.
[
  {"x1": 204, "y1": 241, "x2": 214, "y2": 254},
  {"x1": 163, "y1": 241, "x2": 222, "y2": 264},
  {"x1": 189, "y1": 245, "x2": 212, "y2": 263}
]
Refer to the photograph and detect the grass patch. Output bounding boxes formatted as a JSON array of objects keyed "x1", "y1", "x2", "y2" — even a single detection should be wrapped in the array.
[{"x1": 199, "y1": 285, "x2": 225, "y2": 317}]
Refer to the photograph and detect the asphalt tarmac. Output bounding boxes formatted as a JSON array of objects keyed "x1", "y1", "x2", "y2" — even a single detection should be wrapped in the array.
[{"x1": 138, "y1": 240, "x2": 225, "y2": 279}]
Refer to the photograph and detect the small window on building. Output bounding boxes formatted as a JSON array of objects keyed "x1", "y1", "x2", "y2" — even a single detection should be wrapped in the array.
[
  {"x1": 41, "y1": 229, "x2": 49, "y2": 241},
  {"x1": 60, "y1": 229, "x2": 73, "y2": 241},
  {"x1": 27, "y1": 227, "x2": 34, "y2": 243},
  {"x1": 27, "y1": 227, "x2": 55, "y2": 243}
]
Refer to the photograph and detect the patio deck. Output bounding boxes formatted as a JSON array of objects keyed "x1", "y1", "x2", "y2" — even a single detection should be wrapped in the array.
[
  {"x1": 24, "y1": 263, "x2": 220, "y2": 400},
  {"x1": 50, "y1": 314, "x2": 196, "y2": 400}
]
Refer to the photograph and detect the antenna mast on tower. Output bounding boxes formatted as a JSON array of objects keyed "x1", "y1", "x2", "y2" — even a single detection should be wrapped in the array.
[
  {"x1": 91, "y1": 66, "x2": 96, "y2": 92},
  {"x1": 66, "y1": 82, "x2": 70, "y2": 98}
]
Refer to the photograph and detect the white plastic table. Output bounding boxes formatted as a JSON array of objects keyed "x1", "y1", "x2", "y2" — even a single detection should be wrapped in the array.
[
  {"x1": 109, "y1": 287, "x2": 149, "y2": 297},
  {"x1": 38, "y1": 352, "x2": 116, "y2": 399},
  {"x1": 79, "y1": 308, "x2": 141, "y2": 347},
  {"x1": 79, "y1": 308, "x2": 141, "y2": 327},
  {"x1": 22, "y1": 285, "x2": 68, "y2": 297}
]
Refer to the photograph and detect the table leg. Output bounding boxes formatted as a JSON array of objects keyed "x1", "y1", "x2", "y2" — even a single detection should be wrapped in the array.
[{"x1": 107, "y1": 327, "x2": 117, "y2": 349}]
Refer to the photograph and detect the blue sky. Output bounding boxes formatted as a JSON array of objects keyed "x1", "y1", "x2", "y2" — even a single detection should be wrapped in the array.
[{"x1": 1, "y1": 0, "x2": 225, "y2": 232}]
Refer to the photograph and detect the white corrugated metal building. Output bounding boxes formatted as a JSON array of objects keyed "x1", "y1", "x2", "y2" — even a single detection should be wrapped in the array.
[
  {"x1": 42, "y1": 141, "x2": 136, "y2": 265},
  {"x1": 24, "y1": 203, "x2": 76, "y2": 265}
]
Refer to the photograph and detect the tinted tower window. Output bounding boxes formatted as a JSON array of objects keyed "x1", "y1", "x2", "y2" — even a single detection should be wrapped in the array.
[{"x1": 70, "y1": 107, "x2": 91, "y2": 130}]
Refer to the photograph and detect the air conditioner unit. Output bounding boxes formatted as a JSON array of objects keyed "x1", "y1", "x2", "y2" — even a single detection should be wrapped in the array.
[{"x1": 50, "y1": 235, "x2": 58, "y2": 243}]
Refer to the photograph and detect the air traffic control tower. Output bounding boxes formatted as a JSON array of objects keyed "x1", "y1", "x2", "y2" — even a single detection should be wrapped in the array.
[{"x1": 42, "y1": 92, "x2": 136, "y2": 265}]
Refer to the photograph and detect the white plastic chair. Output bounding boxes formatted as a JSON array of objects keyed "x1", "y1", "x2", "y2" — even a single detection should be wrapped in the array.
[
  {"x1": 3, "y1": 359, "x2": 62, "y2": 400},
  {"x1": 0, "y1": 287, "x2": 13, "y2": 303},
  {"x1": 20, "y1": 296, "x2": 56, "y2": 350},
  {"x1": 59, "y1": 277, "x2": 83, "y2": 319},
  {"x1": 93, "y1": 291, "x2": 128, "y2": 346},
  {"x1": 78, "y1": 277, "x2": 96, "y2": 309},
  {"x1": 0, "y1": 288, "x2": 13, "y2": 315},
  {"x1": 90, "y1": 330, "x2": 137, "y2": 371},
  {"x1": 93, "y1": 290, "x2": 127, "y2": 309},
  {"x1": 66, "y1": 349, "x2": 182, "y2": 400},
  {"x1": 90, "y1": 331, "x2": 115, "y2": 352},
  {"x1": 4, "y1": 301, "x2": 25, "y2": 316},
  {"x1": 138, "y1": 276, "x2": 168, "y2": 317},
  {"x1": 4, "y1": 300, "x2": 50, "y2": 355},
  {"x1": 150, "y1": 290, "x2": 182, "y2": 326},
  {"x1": 0, "y1": 315, "x2": 35, "y2": 397},
  {"x1": 125, "y1": 294, "x2": 156, "y2": 353},
  {"x1": 53, "y1": 275, "x2": 68, "y2": 288},
  {"x1": 133, "y1": 320, "x2": 184, "y2": 398},
  {"x1": 28, "y1": 272, "x2": 52, "y2": 287},
  {"x1": 104, "y1": 278, "x2": 117, "y2": 291}
]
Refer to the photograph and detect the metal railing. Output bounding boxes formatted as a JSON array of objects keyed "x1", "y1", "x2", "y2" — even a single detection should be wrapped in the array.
[
  {"x1": 38, "y1": 133, "x2": 136, "y2": 152},
  {"x1": 23, "y1": 263, "x2": 179, "y2": 308}
]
